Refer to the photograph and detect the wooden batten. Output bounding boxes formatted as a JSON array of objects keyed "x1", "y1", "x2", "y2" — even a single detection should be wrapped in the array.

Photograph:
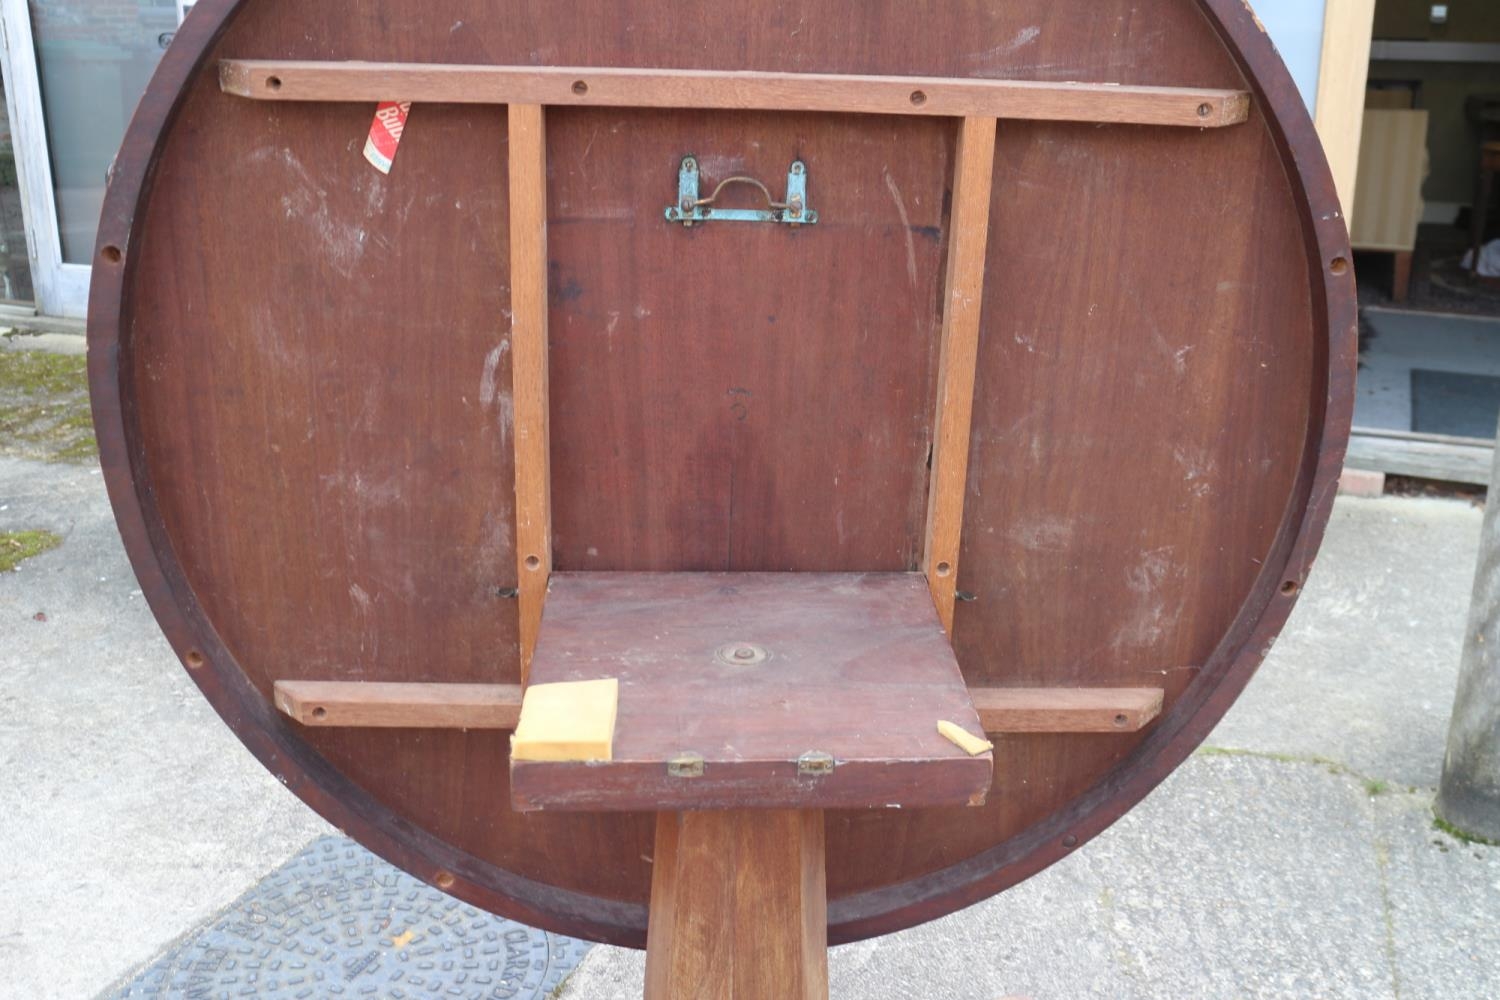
[
  {"x1": 507, "y1": 103, "x2": 552, "y2": 684},
  {"x1": 274, "y1": 679, "x2": 1164, "y2": 734},
  {"x1": 969, "y1": 687, "x2": 1165, "y2": 733},
  {"x1": 218, "y1": 60, "x2": 1251, "y2": 128},
  {"x1": 924, "y1": 116, "x2": 997, "y2": 634},
  {"x1": 274, "y1": 680, "x2": 523, "y2": 728}
]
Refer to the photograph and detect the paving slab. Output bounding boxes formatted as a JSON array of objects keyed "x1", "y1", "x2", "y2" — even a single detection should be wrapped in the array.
[
  {"x1": 1380, "y1": 793, "x2": 1500, "y2": 998},
  {"x1": 0, "y1": 329, "x2": 86, "y2": 355},
  {"x1": 560, "y1": 754, "x2": 1432, "y2": 1000},
  {"x1": 0, "y1": 457, "x2": 332, "y2": 1000},
  {"x1": 1212, "y1": 495, "x2": 1483, "y2": 789}
]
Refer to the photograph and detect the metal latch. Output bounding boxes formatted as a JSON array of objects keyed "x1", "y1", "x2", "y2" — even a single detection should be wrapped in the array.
[
  {"x1": 797, "y1": 751, "x2": 835, "y2": 776},
  {"x1": 665, "y1": 156, "x2": 817, "y2": 227},
  {"x1": 667, "y1": 751, "x2": 705, "y2": 778}
]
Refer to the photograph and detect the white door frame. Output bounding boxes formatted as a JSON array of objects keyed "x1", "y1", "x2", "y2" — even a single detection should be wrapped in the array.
[{"x1": 0, "y1": 0, "x2": 107, "y2": 319}]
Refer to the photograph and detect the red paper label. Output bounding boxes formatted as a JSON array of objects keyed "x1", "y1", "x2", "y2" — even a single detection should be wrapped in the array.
[{"x1": 363, "y1": 101, "x2": 411, "y2": 174}]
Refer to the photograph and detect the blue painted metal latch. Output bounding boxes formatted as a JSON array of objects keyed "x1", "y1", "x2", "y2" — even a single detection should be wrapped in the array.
[{"x1": 664, "y1": 156, "x2": 818, "y2": 227}]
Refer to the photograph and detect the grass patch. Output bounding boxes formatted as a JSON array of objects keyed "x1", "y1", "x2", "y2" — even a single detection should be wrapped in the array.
[
  {"x1": 0, "y1": 529, "x2": 62, "y2": 572},
  {"x1": 0, "y1": 348, "x2": 96, "y2": 463},
  {"x1": 1433, "y1": 814, "x2": 1500, "y2": 848},
  {"x1": 1196, "y1": 744, "x2": 1352, "y2": 778},
  {"x1": 1364, "y1": 778, "x2": 1391, "y2": 797}
]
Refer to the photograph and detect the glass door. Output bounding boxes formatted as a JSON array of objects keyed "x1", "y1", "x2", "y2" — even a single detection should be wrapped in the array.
[
  {"x1": 0, "y1": 67, "x2": 35, "y2": 304},
  {"x1": 0, "y1": 0, "x2": 181, "y2": 317}
]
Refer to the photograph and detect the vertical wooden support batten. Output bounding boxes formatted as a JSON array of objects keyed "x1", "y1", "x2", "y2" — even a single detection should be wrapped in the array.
[
  {"x1": 507, "y1": 103, "x2": 551, "y2": 683},
  {"x1": 924, "y1": 116, "x2": 997, "y2": 635}
]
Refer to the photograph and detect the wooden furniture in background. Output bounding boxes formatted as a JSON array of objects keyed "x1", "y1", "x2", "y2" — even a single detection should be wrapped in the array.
[
  {"x1": 1314, "y1": 0, "x2": 1377, "y2": 218},
  {"x1": 1351, "y1": 108, "x2": 1430, "y2": 303}
]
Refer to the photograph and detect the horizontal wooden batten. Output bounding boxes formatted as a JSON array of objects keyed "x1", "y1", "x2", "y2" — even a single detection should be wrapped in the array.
[
  {"x1": 274, "y1": 680, "x2": 1163, "y2": 734},
  {"x1": 275, "y1": 680, "x2": 523, "y2": 729},
  {"x1": 219, "y1": 61, "x2": 1250, "y2": 127},
  {"x1": 969, "y1": 686, "x2": 1164, "y2": 733}
]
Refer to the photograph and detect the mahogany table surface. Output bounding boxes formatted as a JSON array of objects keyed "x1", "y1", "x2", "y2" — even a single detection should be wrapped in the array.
[{"x1": 511, "y1": 572, "x2": 993, "y2": 812}]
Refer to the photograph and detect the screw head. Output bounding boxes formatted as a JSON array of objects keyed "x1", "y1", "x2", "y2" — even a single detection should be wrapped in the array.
[{"x1": 715, "y1": 642, "x2": 770, "y2": 666}]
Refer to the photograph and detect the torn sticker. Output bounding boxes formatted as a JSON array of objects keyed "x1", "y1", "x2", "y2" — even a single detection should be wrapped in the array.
[{"x1": 363, "y1": 101, "x2": 411, "y2": 174}]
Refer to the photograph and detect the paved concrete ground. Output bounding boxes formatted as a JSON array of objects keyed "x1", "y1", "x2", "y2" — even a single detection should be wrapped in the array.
[
  {"x1": 1, "y1": 333, "x2": 1495, "y2": 997},
  {"x1": 0, "y1": 457, "x2": 333, "y2": 999}
]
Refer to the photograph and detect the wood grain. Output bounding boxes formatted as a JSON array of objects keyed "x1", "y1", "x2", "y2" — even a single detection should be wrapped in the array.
[
  {"x1": 971, "y1": 687, "x2": 1163, "y2": 733},
  {"x1": 275, "y1": 680, "x2": 523, "y2": 728},
  {"x1": 1344, "y1": 427, "x2": 1493, "y2": 486},
  {"x1": 274, "y1": 679, "x2": 1163, "y2": 734},
  {"x1": 220, "y1": 60, "x2": 1251, "y2": 128},
  {"x1": 923, "y1": 117, "x2": 997, "y2": 634},
  {"x1": 510, "y1": 572, "x2": 992, "y2": 812},
  {"x1": 545, "y1": 108, "x2": 947, "y2": 573},
  {"x1": 644, "y1": 810, "x2": 827, "y2": 1000},
  {"x1": 90, "y1": 0, "x2": 1356, "y2": 948},
  {"x1": 508, "y1": 102, "x2": 551, "y2": 683}
]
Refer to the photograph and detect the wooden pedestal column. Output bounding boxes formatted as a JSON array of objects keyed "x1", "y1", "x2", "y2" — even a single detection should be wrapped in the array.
[{"x1": 644, "y1": 810, "x2": 828, "y2": 1000}]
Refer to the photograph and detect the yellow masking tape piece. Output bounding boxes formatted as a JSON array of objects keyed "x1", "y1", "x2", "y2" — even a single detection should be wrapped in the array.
[
  {"x1": 512, "y1": 678, "x2": 619, "y2": 762},
  {"x1": 937, "y1": 719, "x2": 993, "y2": 756}
]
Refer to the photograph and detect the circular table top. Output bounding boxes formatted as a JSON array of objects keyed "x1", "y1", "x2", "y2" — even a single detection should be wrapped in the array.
[{"x1": 89, "y1": 0, "x2": 1356, "y2": 946}]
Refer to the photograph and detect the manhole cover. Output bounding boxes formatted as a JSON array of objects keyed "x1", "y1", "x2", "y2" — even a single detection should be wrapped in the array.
[{"x1": 113, "y1": 835, "x2": 591, "y2": 999}]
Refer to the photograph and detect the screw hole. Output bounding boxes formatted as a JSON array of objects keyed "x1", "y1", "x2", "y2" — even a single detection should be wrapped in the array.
[
  {"x1": 435, "y1": 870, "x2": 456, "y2": 890},
  {"x1": 311, "y1": 706, "x2": 327, "y2": 720},
  {"x1": 524, "y1": 555, "x2": 541, "y2": 571},
  {"x1": 1197, "y1": 102, "x2": 1212, "y2": 117},
  {"x1": 935, "y1": 561, "x2": 952, "y2": 578},
  {"x1": 1330, "y1": 256, "x2": 1349, "y2": 276},
  {"x1": 100, "y1": 244, "x2": 122, "y2": 264},
  {"x1": 1113, "y1": 713, "x2": 1129, "y2": 728},
  {"x1": 185, "y1": 649, "x2": 205, "y2": 669},
  {"x1": 571, "y1": 79, "x2": 588, "y2": 96},
  {"x1": 266, "y1": 75, "x2": 282, "y2": 91},
  {"x1": 909, "y1": 90, "x2": 927, "y2": 107},
  {"x1": 1280, "y1": 580, "x2": 1299, "y2": 596}
]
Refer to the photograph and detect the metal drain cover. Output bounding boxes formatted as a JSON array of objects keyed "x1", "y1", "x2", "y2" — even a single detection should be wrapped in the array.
[{"x1": 113, "y1": 835, "x2": 591, "y2": 999}]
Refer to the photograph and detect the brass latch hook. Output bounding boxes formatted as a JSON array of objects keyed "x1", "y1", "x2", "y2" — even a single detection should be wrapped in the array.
[
  {"x1": 694, "y1": 174, "x2": 785, "y2": 212},
  {"x1": 664, "y1": 156, "x2": 818, "y2": 227}
]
